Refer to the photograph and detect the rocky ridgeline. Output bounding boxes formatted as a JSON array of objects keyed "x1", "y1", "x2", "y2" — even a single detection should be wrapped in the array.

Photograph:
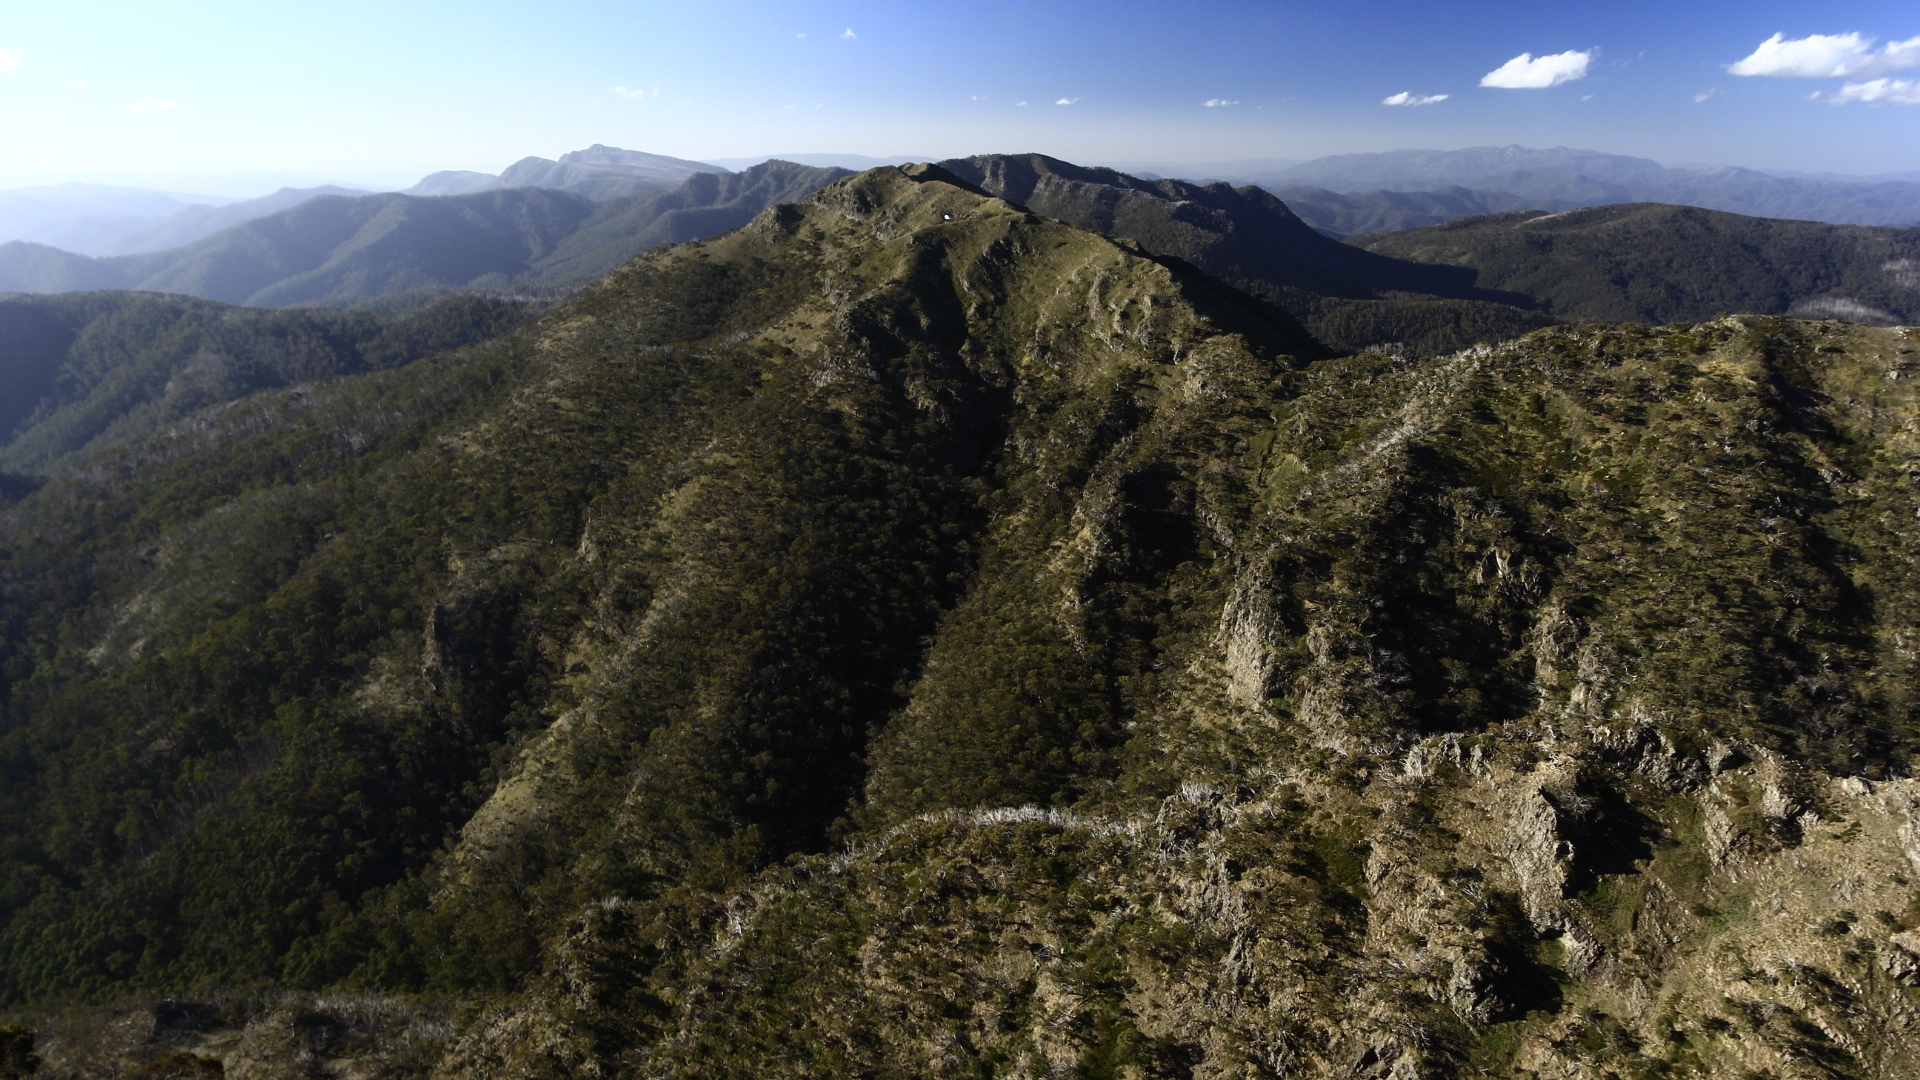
[{"x1": 3, "y1": 166, "x2": 1920, "y2": 1078}]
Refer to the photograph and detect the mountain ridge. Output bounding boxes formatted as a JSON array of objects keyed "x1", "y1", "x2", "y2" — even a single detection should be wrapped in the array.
[
  {"x1": 1247, "y1": 145, "x2": 1920, "y2": 226},
  {"x1": 404, "y1": 144, "x2": 723, "y2": 200},
  {"x1": 0, "y1": 161, "x2": 852, "y2": 309},
  {"x1": 2, "y1": 167, "x2": 1919, "y2": 1079},
  {"x1": 1354, "y1": 202, "x2": 1920, "y2": 326}
]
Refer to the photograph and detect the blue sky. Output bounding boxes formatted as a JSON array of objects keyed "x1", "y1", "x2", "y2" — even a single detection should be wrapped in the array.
[{"x1": 2, "y1": 0, "x2": 1918, "y2": 192}]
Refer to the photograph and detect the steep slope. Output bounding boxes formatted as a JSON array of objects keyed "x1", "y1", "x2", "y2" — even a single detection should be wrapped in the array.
[
  {"x1": 0, "y1": 189, "x2": 597, "y2": 306},
  {"x1": 1356, "y1": 203, "x2": 1920, "y2": 326},
  {"x1": 1261, "y1": 145, "x2": 1920, "y2": 225},
  {"x1": 440, "y1": 314, "x2": 1920, "y2": 1080},
  {"x1": 0, "y1": 164, "x2": 853, "y2": 311},
  {"x1": 0, "y1": 162, "x2": 1322, "y2": 1010},
  {"x1": 0, "y1": 291, "x2": 536, "y2": 473},
  {"x1": 521, "y1": 159, "x2": 853, "y2": 284},
  {"x1": 6, "y1": 166, "x2": 1920, "y2": 1080},
  {"x1": 939, "y1": 152, "x2": 1554, "y2": 355}
]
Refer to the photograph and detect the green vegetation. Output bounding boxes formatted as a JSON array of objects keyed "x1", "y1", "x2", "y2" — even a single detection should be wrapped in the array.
[
  {"x1": 1355, "y1": 202, "x2": 1920, "y2": 326},
  {"x1": 3, "y1": 166, "x2": 1920, "y2": 1078},
  {"x1": 939, "y1": 152, "x2": 1556, "y2": 355},
  {"x1": 0, "y1": 291, "x2": 537, "y2": 472},
  {"x1": 0, "y1": 161, "x2": 850, "y2": 309}
]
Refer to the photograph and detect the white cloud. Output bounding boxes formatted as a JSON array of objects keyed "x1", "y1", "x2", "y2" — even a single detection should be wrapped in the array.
[
  {"x1": 129, "y1": 97, "x2": 179, "y2": 112},
  {"x1": 1729, "y1": 32, "x2": 1920, "y2": 79},
  {"x1": 1204, "y1": 98, "x2": 1240, "y2": 107},
  {"x1": 1823, "y1": 78, "x2": 1920, "y2": 104},
  {"x1": 1480, "y1": 50, "x2": 1593, "y2": 89},
  {"x1": 1381, "y1": 91, "x2": 1447, "y2": 106},
  {"x1": 796, "y1": 32, "x2": 805, "y2": 38},
  {"x1": 1016, "y1": 100, "x2": 1028, "y2": 106},
  {"x1": 1694, "y1": 87, "x2": 1720, "y2": 102},
  {"x1": 66, "y1": 79, "x2": 88, "y2": 89},
  {"x1": 838, "y1": 28, "x2": 855, "y2": 39},
  {"x1": 1055, "y1": 96, "x2": 1079, "y2": 105},
  {"x1": 610, "y1": 85, "x2": 656, "y2": 100},
  {"x1": 0, "y1": 47, "x2": 20, "y2": 72}
]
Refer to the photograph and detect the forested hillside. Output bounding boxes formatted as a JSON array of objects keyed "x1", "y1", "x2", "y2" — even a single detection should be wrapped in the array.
[
  {"x1": 4, "y1": 165, "x2": 1920, "y2": 1079},
  {"x1": 941, "y1": 153, "x2": 1556, "y2": 356},
  {"x1": 0, "y1": 162, "x2": 850, "y2": 311},
  {"x1": 0, "y1": 291, "x2": 537, "y2": 473},
  {"x1": 1355, "y1": 202, "x2": 1920, "y2": 326}
]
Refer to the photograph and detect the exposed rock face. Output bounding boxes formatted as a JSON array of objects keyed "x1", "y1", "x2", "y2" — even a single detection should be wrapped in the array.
[{"x1": 8, "y1": 166, "x2": 1920, "y2": 1078}]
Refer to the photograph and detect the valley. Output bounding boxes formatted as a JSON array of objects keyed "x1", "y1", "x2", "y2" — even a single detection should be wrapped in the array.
[{"x1": 0, "y1": 161, "x2": 1917, "y2": 1078}]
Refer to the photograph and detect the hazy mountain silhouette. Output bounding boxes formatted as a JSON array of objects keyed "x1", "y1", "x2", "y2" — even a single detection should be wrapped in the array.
[
  {"x1": 1271, "y1": 185, "x2": 1568, "y2": 238},
  {"x1": 0, "y1": 161, "x2": 853, "y2": 308},
  {"x1": 0, "y1": 188, "x2": 597, "y2": 306},
  {"x1": 1250, "y1": 145, "x2": 1920, "y2": 226},
  {"x1": 404, "y1": 144, "x2": 723, "y2": 200}
]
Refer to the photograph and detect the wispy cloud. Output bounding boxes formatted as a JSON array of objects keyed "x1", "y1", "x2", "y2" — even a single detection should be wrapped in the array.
[
  {"x1": 1694, "y1": 87, "x2": 1720, "y2": 102},
  {"x1": 1016, "y1": 100, "x2": 1028, "y2": 106},
  {"x1": 610, "y1": 85, "x2": 656, "y2": 100},
  {"x1": 1381, "y1": 91, "x2": 1447, "y2": 106},
  {"x1": 0, "y1": 47, "x2": 21, "y2": 72},
  {"x1": 1204, "y1": 98, "x2": 1239, "y2": 107},
  {"x1": 129, "y1": 97, "x2": 179, "y2": 113},
  {"x1": 839, "y1": 28, "x2": 856, "y2": 40},
  {"x1": 66, "y1": 79, "x2": 88, "y2": 89},
  {"x1": 1820, "y1": 78, "x2": 1920, "y2": 104},
  {"x1": 1480, "y1": 50, "x2": 1593, "y2": 89},
  {"x1": 1055, "y1": 96, "x2": 1079, "y2": 105},
  {"x1": 1729, "y1": 32, "x2": 1920, "y2": 79}
]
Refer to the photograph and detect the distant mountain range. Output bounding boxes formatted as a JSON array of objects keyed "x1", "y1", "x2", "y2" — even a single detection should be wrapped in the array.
[
  {"x1": 0, "y1": 145, "x2": 722, "y2": 260},
  {"x1": 6, "y1": 152, "x2": 1916, "y2": 360},
  {"x1": 703, "y1": 153, "x2": 929, "y2": 172},
  {"x1": 1236, "y1": 146, "x2": 1920, "y2": 227},
  {"x1": 1266, "y1": 186, "x2": 1569, "y2": 239},
  {"x1": 403, "y1": 144, "x2": 722, "y2": 199},
  {"x1": 1353, "y1": 202, "x2": 1920, "y2": 327},
  {"x1": 0, "y1": 182, "x2": 233, "y2": 246},
  {"x1": 0, "y1": 161, "x2": 851, "y2": 308},
  {"x1": 0, "y1": 183, "x2": 374, "y2": 257}
]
